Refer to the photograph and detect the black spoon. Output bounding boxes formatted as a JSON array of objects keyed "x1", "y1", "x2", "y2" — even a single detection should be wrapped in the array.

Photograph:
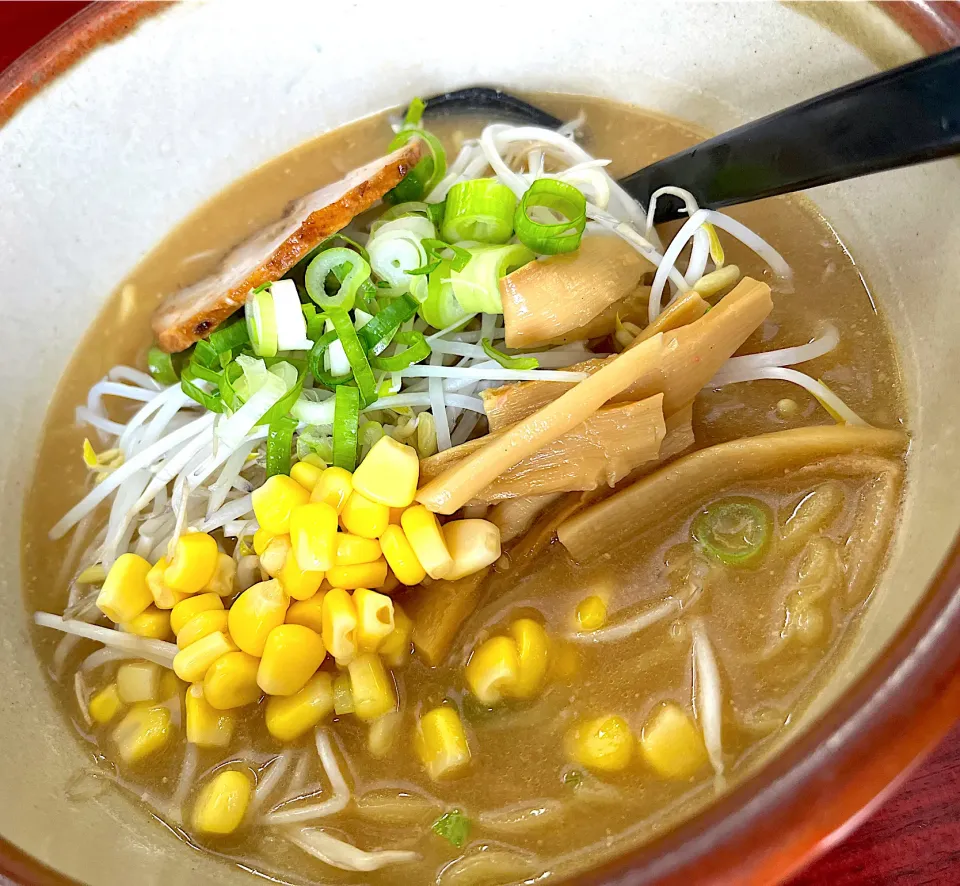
[{"x1": 417, "y1": 47, "x2": 960, "y2": 224}]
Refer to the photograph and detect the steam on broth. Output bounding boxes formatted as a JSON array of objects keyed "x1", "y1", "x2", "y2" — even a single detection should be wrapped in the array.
[{"x1": 23, "y1": 94, "x2": 906, "y2": 884}]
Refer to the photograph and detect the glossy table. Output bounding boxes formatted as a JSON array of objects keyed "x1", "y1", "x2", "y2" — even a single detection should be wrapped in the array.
[{"x1": 2, "y1": 3, "x2": 959, "y2": 885}]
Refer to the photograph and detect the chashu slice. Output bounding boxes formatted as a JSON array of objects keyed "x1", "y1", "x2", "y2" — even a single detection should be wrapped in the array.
[{"x1": 152, "y1": 138, "x2": 427, "y2": 352}]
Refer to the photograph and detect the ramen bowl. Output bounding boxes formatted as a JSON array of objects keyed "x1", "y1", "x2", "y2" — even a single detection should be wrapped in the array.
[{"x1": 1, "y1": 2, "x2": 960, "y2": 884}]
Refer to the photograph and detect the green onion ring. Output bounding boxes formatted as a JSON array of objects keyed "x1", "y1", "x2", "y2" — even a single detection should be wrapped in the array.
[
  {"x1": 180, "y1": 364, "x2": 224, "y2": 413},
  {"x1": 370, "y1": 330, "x2": 432, "y2": 371},
  {"x1": 266, "y1": 416, "x2": 297, "y2": 477},
  {"x1": 385, "y1": 129, "x2": 447, "y2": 204},
  {"x1": 358, "y1": 294, "x2": 419, "y2": 356},
  {"x1": 514, "y1": 179, "x2": 587, "y2": 255},
  {"x1": 442, "y1": 179, "x2": 517, "y2": 244},
  {"x1": 304, "y1": 247, "x2": 372, "y2": 313},
  {"x1": 691, "y1": 496, "x2": 772, "y2": 566},
  {"x1": 333, "y1": 385, "x2": 360, "y2": 471},
  {"x1": 481, "y1": 338, "x2": 538, "y2": 370},
  {"x1": 208, "y1": 318, "x2": 250, "y2": 354},
  {"x1": 245, "y1": 289, "x2": 279, "y2": 357},
  {"x1": 147, "y1": 346, "x2": 179, "y2": 385},
  {"x1": 422, "y1": 238, "x2": 471, "y2": 272}
]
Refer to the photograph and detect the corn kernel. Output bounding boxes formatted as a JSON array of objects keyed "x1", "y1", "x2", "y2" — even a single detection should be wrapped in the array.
[
  {"x1": 253, "y1": 474, "x2": 311, "y2": 535},
  {"x1": 510, "y1": 619, "x2": 550, "y2": 699},
  {"x1": 442, "y1": 520, "x2": 502, "y2": 581},
  {"x1": 379, "y1": 604, "x2": 413, "y2": 668},
  {"x1": 277, "y1": 550, "x2": 324, "y2": 601},
  {"x1": 321, "y1": 587, "x2": 358, "y2": 664},
  {"x1": 260, "y1": 535, "x2": 292, "y2": 578},
  {"x1": 265, "y1": 672, "x2": 334, "y2": 741},
  {"x1": 165, "y1": 532, "x2": 220, "y2": 594},
  {"x1": 203, "y1": 552, "x2": 238, "y2": 598},
  {"x1": 257, "y1": 624, "x2": 326, "y2": 696},
  {"x1": 228, "y1": 579, "x2": 289, "y2": 656},
  {"x1": 192, "y1": 770, "x2": 252, "y2": 836},
  {"x1": 146, "y1": 557, "x2": 188, "y2": 610},
  {"x1": 640, "y1": 702, "x2": 708, "y2": 779},
  {"x1": 89, "y1": 683, "x2": 124, "y2": 724},
  {"x1": 576, "y1": 595, "x2": 607, "y2": 632},
  {"x1": 173, "y1": 630, "x2": 237, "y2": 683},
  {"x1": 351, "y1": 587, "x2": 395, "y2": 652},
  {"x1": 465, "y1": 636, "x2": 520, "y2": 705},
  {"x1": 326, "y1": 559, "x2": 388, "y2": 591},
  {"x1": 204, "y1": 651, "x2": 262, "y2": 710},
  {"x1": 97, "y1": 553, "x2": 153, "y2": 623},
  {"x1": 160, "y1": 670, "x2": 184, "y2": 701},
  {"x1": 415, "y1": 706, "x2": 471, "y2": 780},
  {"x1": 348, "y1": 653, "x2": 397, "y2": 722},
  {"x1": 120, "y1": 606, "x2": 172, "y2": 641},
  {"x1": 253, "y1": 528, "x2": 276, "y2": 557},
  {"x1": 185, "y1": 684, "x2": 235, "y2": 748},
  {"x1": 379, "y1": 525, "x2": 426, "y2": 586},
  {"x1": 113, "y1": 703, "x2": 172, "y2": 764},
  {"x1": 333, "y1": 673, "x2": 355, "y2": 715},
  {"x1": 289, "y1": 502, "x2": 338, "y2": 571},
  {"x1": 400, "y1": 506, "x2": 453, "y2": 580},
  {"x1": 290, "y1": 460, "x2": 324, "y2": 492},
  {"x1": 177, "y1": 609, "x2": 230, "y2": 649},
  {"x1": 310, "y1": 466, "x2": 353, "y2": 513},
  {"x1": 117, "y1": 660, "x2": 162, "y2": 704},
  {"x1": 286, "y1": 591, "x2": 326, "y2": 634},
  {"x1": 564, "y1": 715, "x2": 635, "y2": 773},
  {"x1": 171, "y1": 593, "x2": 224, "y2": 635},
  {"x1": 341, "y1": 491, "x2": 390, "y2": 540},
  {"x1": 335, "y1": 534, "x2": 382, "y2": 566},
  {"x1": 351, "y1": 436, "x2": 419, "y2": 508}
]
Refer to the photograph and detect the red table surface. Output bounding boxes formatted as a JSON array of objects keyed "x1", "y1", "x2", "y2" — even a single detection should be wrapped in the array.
[{"x1": 3, "y1": 3, "x2": 960, "y2": 885}]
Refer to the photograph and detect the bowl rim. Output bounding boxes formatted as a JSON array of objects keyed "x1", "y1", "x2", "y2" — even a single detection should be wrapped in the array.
[{"x1": 1, "y1": 2, "x2": 959, "y2": 885}]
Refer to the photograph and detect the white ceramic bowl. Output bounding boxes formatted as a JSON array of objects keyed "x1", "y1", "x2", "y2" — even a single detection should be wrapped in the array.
[{"x1": 1, "y1": 3, "x2": 959, "y2": 884}]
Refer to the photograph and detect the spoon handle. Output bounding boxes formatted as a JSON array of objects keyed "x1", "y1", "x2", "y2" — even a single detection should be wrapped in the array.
[{"x1": 621, "y1": 47, "x2": 960, "y2": 224}]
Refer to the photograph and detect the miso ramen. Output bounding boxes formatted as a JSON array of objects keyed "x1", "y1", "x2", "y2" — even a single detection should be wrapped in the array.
[{"x1": 23, "y1": 94, "x2": 906, "y2": 885}]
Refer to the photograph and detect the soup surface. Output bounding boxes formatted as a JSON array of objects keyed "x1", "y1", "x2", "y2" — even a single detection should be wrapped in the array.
[{"x1": 23, "y1": 94, "x2": 906, "y2": 885}]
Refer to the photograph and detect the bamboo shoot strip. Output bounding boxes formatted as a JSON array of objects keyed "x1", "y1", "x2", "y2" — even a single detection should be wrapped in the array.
[
  {"x1": 416, "y1": 334, "x2": 665, "y2": 514},
  {"x1": 482, "y1": 277, "x2": 771, "y2": 432},
  {"x1": 558, "y1": 425, "x2": 908, "y2": 561},
  {"x1": 418, "y1": 395, "x2": 665, "y2": 503}
]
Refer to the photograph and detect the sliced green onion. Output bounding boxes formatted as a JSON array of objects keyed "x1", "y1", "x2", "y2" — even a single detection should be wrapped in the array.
[
  {"x1": 188, "y1": 359, "x2": 222, "y2": 385},
  {"x1": 481, "y1": 338, "x2": 539, "y2": 370},
  {"x1": 180, "y1": 364, "x2": 224, "y2": 413},
  {"x1": 266, "y1": 416, "x2": 297, "y2": 477},
  {"x1": 221, "y1": 356, "x2": 303, "y2": 426},
  {"x1": 448, "y1": 243, "x2": 535, "y2": 314},
  {"x1": 385, "y1": 129, "x2": 447, "y2": 204},
  {"x1": 427, "y1": 200, "x2": 446, "y2": 230},
  {"x1": 431, "y1": 810, "x2": 471, "y2": 849},
  {"x1": 208, "y1": 318, "x2": 250, "y2": 354},
  {"x1": 407, "y1": 259, "x2": 441, "y2": 277},
  {"x1": 333, "y1": 385, "x2": 360, "y2": 471},
  {"x1": 691, "y1": 496, "x2": 772, "y2": 566},
  {"x1": 308, "y1": 330, "x2": 353, "y2": 388},
  {"x1": 251, "y1": 281, "x2": 273, "y2": 295},
  {"x1": 304, "y1": 247, "x2": 372, "y2": 313},
  {"x1": 246, "y1": 289, "x2": 279, "y2": 357},
  {"x1": 372, "y1": 202, "x2": 434, "y2": 233},
  {"x1": 326, "y1": 309, "x2": 378, "y2": 406},
  {"x1": 442, "y1": 179, "x2": 517, "y2": 244},
  {"x1": 192, "y1": 339, "x2": 221, "y2": 369},
  {"x1": 370, "y1": 330, "x2": 431, "y2": 371},
  {"x1": 419, "y1": 261, "x2": 472, "y2": 330},
  {"x1": 422, "y1": 238, "x2": 471, "y2": 272},
  {"x1": 515, "y1": 179, "x2": 587, "y2": 255},
  {"x1": 357, "y1": 293, "x2": 419, "y2": 356},
  {"x1": 302, "y1": 304, "x2": 324, "y2": 341},
  {"x1": 404, "y1": 96, "x2": 426, "y2": 128},
  {"x1": 147, "y1": 346, "x2": 179, "y2": 385}
]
